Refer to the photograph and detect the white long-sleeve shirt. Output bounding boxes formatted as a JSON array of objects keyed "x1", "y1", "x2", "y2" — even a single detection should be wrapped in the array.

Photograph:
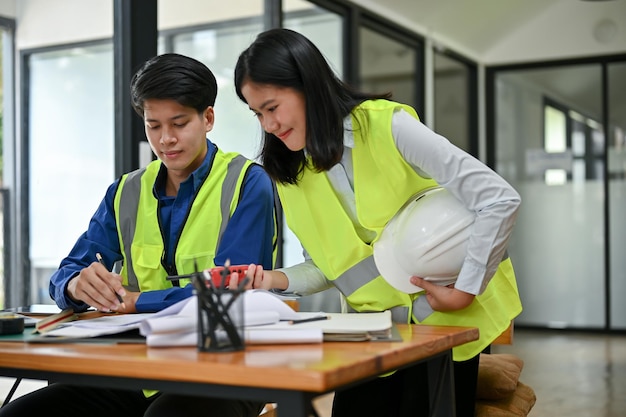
[{"x1": 281, "y1": 109, "x2": 521, "y2": 296}]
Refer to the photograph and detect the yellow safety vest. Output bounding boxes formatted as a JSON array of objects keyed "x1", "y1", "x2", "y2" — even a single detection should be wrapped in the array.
[
  {"x1": 278, "y1": 99, "x2": 522, "y2": 361},
  {"x1": 113, "y1": 151, "x2": 255, "y2": 291}
]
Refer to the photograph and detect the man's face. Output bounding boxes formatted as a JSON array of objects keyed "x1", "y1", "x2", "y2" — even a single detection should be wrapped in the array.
[{"x1": 142, "y1": 99, "x2": 214, "y2": 182}]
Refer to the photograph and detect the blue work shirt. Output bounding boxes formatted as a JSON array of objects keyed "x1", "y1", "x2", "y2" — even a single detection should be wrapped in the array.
[{"x1": 49, "y1": 140, "x2": 276, "y2": 313}]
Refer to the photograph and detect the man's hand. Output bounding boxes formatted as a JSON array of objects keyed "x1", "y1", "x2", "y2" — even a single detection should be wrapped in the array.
[
  {"x1": 66, "y1": 261, "x2": 127, "y2": 312},
  {"x1": 410, "y1": 277, "x2": 475, "y2": 311}
]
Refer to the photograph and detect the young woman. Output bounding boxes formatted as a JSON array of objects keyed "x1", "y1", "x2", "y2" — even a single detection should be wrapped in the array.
[{"x1": 235, "y1": 28, "x2": 522, "y2": 417}]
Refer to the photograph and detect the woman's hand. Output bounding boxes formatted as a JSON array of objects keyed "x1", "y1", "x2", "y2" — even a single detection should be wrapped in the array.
[
  {"x1": 410, "y1": 276, "x2": 475, "y2": 311},
  {"x1": 229, "y1": 264, "x2": 289, "y2": 291}
]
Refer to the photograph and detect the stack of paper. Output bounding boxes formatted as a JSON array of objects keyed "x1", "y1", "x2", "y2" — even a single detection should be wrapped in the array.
[
  {"x1": 41, "y1": 312, "x2": 153, "y2": 338},
  {"x1": 248, "y1": 310, "x2": 394, "y2": 342},
  {"x1": 139, "y1": 291, "x2": 325, "y2": 347}
]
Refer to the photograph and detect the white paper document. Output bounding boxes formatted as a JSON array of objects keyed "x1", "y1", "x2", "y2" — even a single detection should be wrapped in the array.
[
  {"x1": 244, "y1": 328, "x2": 323, "y2": 344},
  {"x1": 36, "y1": 290, "x2": 393, "y2": 346},
  {"x1": 42, "y1": 313, "x2": 152, "y2": 338},
  {"x1": 40, "y1": 290, "x2": 300, "y2": 340},
  {"x1": 248, "y1": 311, "x2": 393, "y2": 342}
]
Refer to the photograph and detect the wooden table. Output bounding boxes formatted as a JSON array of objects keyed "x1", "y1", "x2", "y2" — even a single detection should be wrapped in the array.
[{"x1": 0, "y1": 324, "x2": 478, "y2": 417}]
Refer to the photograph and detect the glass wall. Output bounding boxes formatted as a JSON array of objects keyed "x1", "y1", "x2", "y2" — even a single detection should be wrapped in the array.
[
  {"x1": 434, "y1": 51, "x2": 472, "y2": 153},
  {"x1": 283, "y1": 0, "x2": 344, "y2": 312},
  {"x1": 608, "y1": 62, "x2": 626, "y2": 330},
  {"x1": 0, "y1": 21, "x2": 13, "y2": 309},
  {"x1": 283, "y1": 1, "x2": 343, "y2": 273},
  {"x1": 28, "y1": 43, "x2": 114, "y2": 303},
  {"x1": 171, "y1": 21, "x2": 264, "y2": 162},
  {"x1": 359, "y1": 27, "x2": 417, "y2": 110},
  {"x1": 166, "y1": 1, "x2": 344, "y2": 275},
  {"x1": 494, "y1": 65, "x2": 606, "y2": 328},
  {"x1": 163, "y1": 0, "x2": 344, "y2": 312},
  {"x1": 0, "y1": 188, "x2": 5, "y2": 309}
]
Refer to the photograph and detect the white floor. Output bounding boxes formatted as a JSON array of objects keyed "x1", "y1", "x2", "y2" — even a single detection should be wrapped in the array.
[{"x1": 0, "y1": 378, "x2": 47, "y2": 405}]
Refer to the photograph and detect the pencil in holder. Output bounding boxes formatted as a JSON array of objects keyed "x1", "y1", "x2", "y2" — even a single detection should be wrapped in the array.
[{"x1": 194, "y1": 269, "x2": 246, "y2": 352}]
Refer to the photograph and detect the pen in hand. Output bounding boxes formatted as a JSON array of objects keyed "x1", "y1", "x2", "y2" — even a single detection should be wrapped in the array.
[{"x1": 96, "y1": 252, "x2": 125, "y2": 305}]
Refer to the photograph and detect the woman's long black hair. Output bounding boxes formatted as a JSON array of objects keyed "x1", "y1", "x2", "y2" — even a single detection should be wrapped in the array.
[{"x1": 234, "y1": 28, "x2": 390, "y2": 184}]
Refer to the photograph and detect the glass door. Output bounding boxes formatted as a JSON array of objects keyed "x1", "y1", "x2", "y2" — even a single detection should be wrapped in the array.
[
  {"x1": 494, "y1": 65, "x2": 605, "y2": 328},
  {"x1": 27, "y1": 43, "x2": 115, "y2": 303}
]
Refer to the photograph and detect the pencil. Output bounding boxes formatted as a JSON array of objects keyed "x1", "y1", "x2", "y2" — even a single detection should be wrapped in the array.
[
  {"x1": 289, "y1": 315, "x2": 329, "y2": 325},
  {"x1": 96, "y1": 252, "x2": 124, "y2": 304},
  {"x1": 166, "y1": 273, "x2": 195, "y2": 281}
]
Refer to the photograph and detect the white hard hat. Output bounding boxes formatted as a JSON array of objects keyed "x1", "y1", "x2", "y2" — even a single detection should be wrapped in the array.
[{"x1": 373, "y1": 187, "x2": 475, "y2": 294}]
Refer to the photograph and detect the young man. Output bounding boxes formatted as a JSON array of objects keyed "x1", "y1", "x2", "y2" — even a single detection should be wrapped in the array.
[{"x1": 0, "y1": 53, "x2": 276, "y2": 417}]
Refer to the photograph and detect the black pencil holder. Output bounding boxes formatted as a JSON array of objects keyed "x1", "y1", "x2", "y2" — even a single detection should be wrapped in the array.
[{"x1": 196, "y1": 286, "x2": 245, "y2": 352}]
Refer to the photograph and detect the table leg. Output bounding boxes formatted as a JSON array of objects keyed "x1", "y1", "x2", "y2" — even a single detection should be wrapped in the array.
[
  {"x1": 274, "y1": 390, "x2": 313, "y2": 417},
  {"x1": 427, "y1": 350, "x2": 456, "y2": 417}
]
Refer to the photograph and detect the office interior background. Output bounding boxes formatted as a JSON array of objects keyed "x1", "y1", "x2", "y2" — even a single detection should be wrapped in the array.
[{"x1": 0, "y1": 0, "x2": 624, "y2": 334}]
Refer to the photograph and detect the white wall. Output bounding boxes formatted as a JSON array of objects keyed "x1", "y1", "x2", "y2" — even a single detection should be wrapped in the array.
[
  {"x1": 16, "y1": 0, "x2": 112, "y2": 49},
  {"x1": 0, "y1": 0, "x2": 14, "y2": 18},
  {"x1": 158, "y1": 0, "x2": 262, "y2": 30},
  {"x1": 13, "y1": 0, "x2": 264, "y2": 49}
]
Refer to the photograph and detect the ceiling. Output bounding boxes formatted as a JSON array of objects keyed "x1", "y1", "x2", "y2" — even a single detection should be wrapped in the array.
[
  {"x1": 355, "y1": 0, "x2": 551, "y2": 57},
  {"x1": 351, "y1": 0, "x2": 626, "y2": 129},
  {"x1": 351, "y1": 0, "x2": 625, "y2": 61}
]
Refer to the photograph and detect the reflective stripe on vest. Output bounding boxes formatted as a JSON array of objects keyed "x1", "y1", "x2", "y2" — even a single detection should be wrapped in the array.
[
  {"x1": 334, "y1": 256, "x2": 379, "y2": 296},
  {"x1": 335, "y1": 251, "x2": 511, "y2": 323},
  {"x1": 218, "y1": 155, "x2": 249, "y2": 243},
  {"x1": 118, "y1": 155, "x2": 249, "y2": 291},
  {"x1": 333, "y1": 252, "x2": 520, "y2": 362},
  {"x1": 401, "y1": 251, "x2": 510, "y2": 321},
  {"x1": 118, "y1": 168, "x2": 144, "y2": 291}
]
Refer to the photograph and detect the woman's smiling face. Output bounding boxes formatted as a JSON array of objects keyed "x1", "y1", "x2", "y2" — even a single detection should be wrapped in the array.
[{"x1": 240, "y1": 81, "x2": 307, "y2": 151}]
